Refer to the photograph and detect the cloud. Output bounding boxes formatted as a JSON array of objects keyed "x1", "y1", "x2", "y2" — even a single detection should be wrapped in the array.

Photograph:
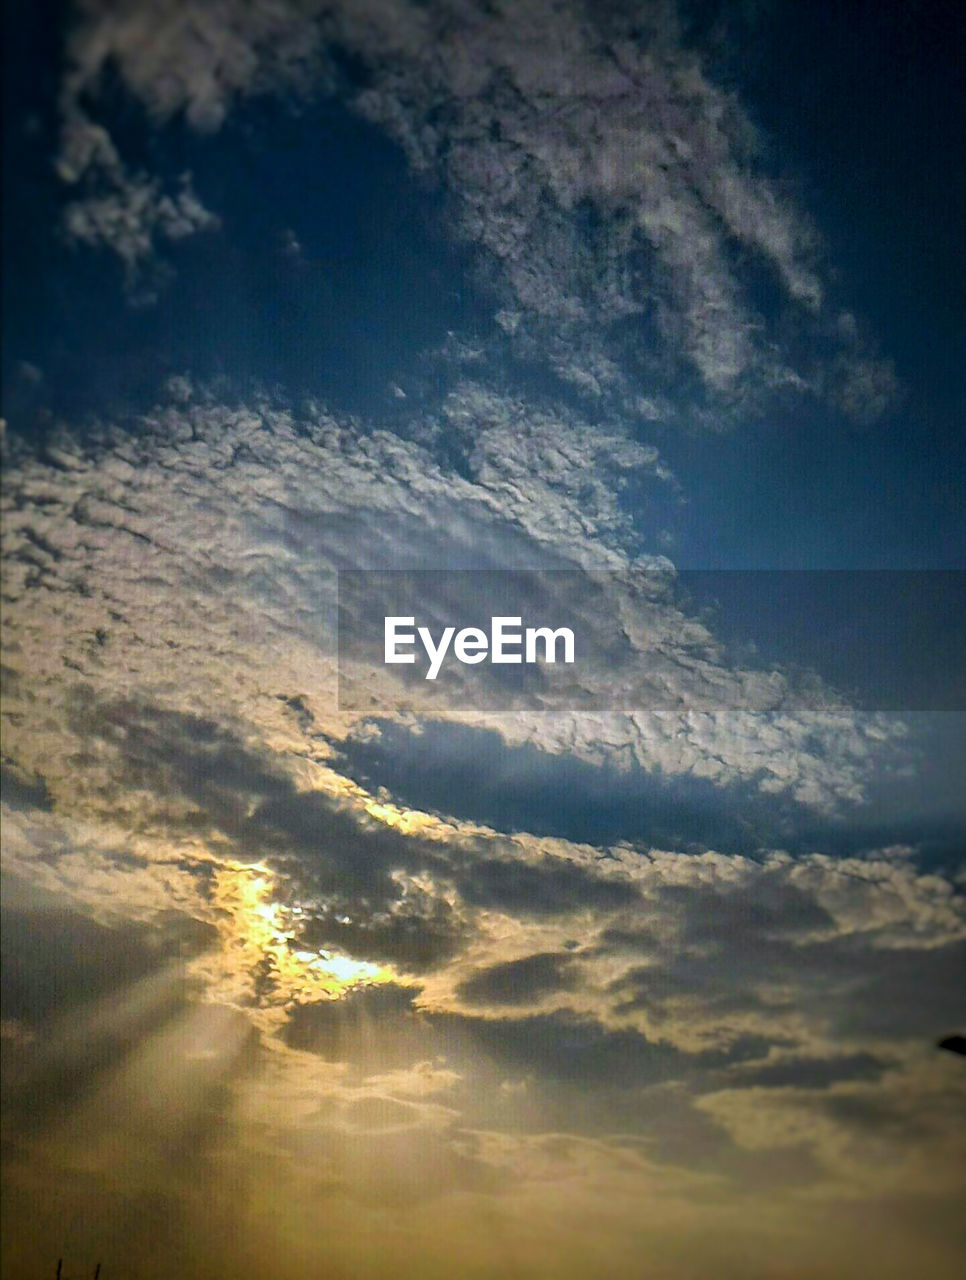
[
  {"x1": 696, "y1": 1052, "x2": 966, "y2": 1200},
  {"x1": 3, "y1": 732, "x2": 964, "y2": 1274},
  {"x1": 456, "y1": 951, "x2": 578, "y2": 1005},
  {"x1": 1, "y1": 6, "x2": 959, "y2": 1271},
  {"x1": 727, "y1": 1052, "x2": 888, "y2": 1090},
  {"x1": 827, "y1": 351, "x2": 903, "y2": 426},
  {"x1": 455, "y1": 852, "x2": 639, "y2": 917},
  {"x1": 1, "y1": 386, "x2": 907, "y2": 831},
  {"x1": 53, "y1": 0, "x2": 898, "y2": 416},
  {"x1": 337, "y1": 0, "x2": 897, "y2": 417},
  {"x1": 3, "y1": 385, "x2": 947, "y2": 1059},
  {"x1": 60, "y1": 0, "x2": 327, "y2": 132},
  {"x1": 63, "y1": 170, "x2": 219, "y2": 268},
  {"x1": 50, "y1": 0, "x2": 325, "y2": 292},
  {"x1": 57, "y1": 111, "x2": 219, "y2": 286}
]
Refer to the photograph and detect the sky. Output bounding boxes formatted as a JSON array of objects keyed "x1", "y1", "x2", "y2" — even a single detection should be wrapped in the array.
[{"x1": 1, "y1": 2, "x2": 965, "y2": 1278}]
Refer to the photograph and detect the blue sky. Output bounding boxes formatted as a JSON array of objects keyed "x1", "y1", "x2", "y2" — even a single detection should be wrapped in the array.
[{"x1": 2, "y1": 3, "x2": 965, "y2": 1278}]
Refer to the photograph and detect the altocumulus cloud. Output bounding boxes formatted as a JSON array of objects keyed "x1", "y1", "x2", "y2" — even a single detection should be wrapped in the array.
[
  {"x1": 2, "y1": 386, "x2": 903, "y2": 813},
  {"x1": 1, "y1": 379, "x2": 873, "y2": 1037}
]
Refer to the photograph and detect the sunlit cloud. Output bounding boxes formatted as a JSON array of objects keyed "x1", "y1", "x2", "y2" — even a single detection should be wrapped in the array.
[
  {"x1": 199, "y1": 861, "x2": 395, "y2": 1027},
  {"x1": 2, "y1": 1, "x2": 963, "y2": 1276}
]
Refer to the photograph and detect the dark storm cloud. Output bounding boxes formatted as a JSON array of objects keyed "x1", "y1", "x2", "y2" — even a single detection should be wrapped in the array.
[
  {"x1": 457, "y1": 853, "x2": 639, "y2": 916},
  {"x1": 610, "y1": 961, "x2": 778, "y2": 1023},
  {"x1": 297, "y1": 893, "x2": 466, "y2": 974},
  {"x1": 432, "y1": 1010, "x2": 772, "y2": 1085},
  {"x1": 732, "y1": 1053, "x2": 889, "y2": 1090},
  {"x1": 662, "y1": 875, "x2": 836, "y2": 944},
  {"x1": 0, "y1": 760, "x2": 52, "y2": 812},
  {"x1": 63, "y1": 697, "x2": 464, "y2": 963},
  {"x1": 823, "y1": 940, "x2": 966, "y2": 1044},
  {"x1": 456, "y1": 951, "x2": 578, "y2": 1005},
  {"x1": 10, "y1": 669, "x2": 962, "y2": 1068},
  {"x1": 251, "y1": 788, "x2": 448, "y2": 895},
  {"x1": 607, "y1": 884, "x2": 966, "y2": 1049},
  {"x1": 283, "y1": 982, "x2": 425, "y2": 1068},
  {"x1": 68, "y1": 691, "x2": 294, "y2": 827},
  {"x1": 69, "y1": 693, "x2": 427, "y2": 891}
]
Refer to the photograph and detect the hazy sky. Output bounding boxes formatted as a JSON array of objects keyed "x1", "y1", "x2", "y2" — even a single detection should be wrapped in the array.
[{"x1": 2, "y1": 2, "x2": 965, "y2": 1278}]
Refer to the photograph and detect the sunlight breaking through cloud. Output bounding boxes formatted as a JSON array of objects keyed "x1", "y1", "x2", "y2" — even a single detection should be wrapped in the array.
[{"x1": 200, "y1": 863, "x2": 395, "y2": 1024}]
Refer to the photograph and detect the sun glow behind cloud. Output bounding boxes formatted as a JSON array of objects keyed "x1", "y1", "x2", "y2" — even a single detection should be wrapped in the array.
[{"x1": 199, "y1": 862, "x2": 394, "y2": 1022}]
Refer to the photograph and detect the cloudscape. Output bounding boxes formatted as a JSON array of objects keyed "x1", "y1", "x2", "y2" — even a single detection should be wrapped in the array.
[{"x1": 2, "y1": 2, "x2": 964, "y2": 1277}]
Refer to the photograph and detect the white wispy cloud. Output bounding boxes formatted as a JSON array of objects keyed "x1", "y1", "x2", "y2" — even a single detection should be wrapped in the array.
[
  {"x1": 56, "y1": 108, "x2": 219, "y2": 291},
  {"x1": 62, "y1": 164, "x2": 219, "y2": 277},
  {"x1": 53, "y1": 0, "x2": 898, "y2": 417}
]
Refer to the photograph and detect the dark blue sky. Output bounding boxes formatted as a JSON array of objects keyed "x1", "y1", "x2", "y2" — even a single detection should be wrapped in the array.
[
  {"x1": 666, "y1": 0, "x2": 966, "y2": 568},
  {"x1": 3, "y1": 29, "x2": 487, "y2": 422}
]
